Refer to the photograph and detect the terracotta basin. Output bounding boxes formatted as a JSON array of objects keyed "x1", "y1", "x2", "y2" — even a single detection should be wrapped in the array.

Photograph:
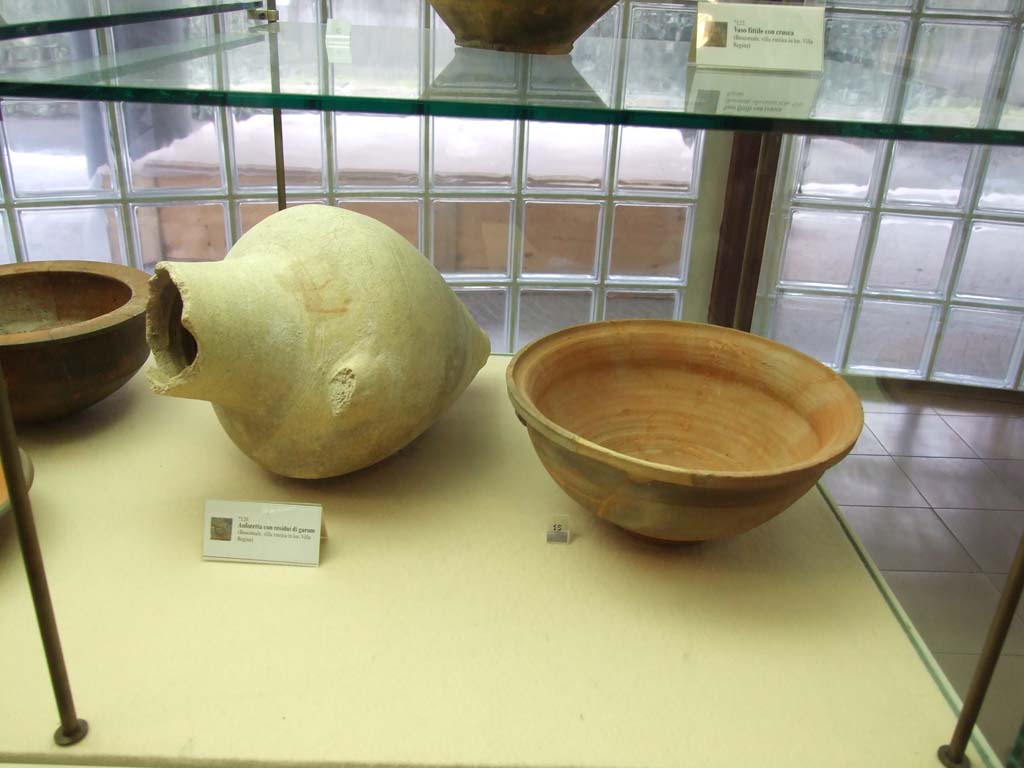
[
  {"x1": 507, "y1": 320, "x2": 863, "y2": 542},
  {"x1": 0, "y1": 261, "x2": 149, "y2": 422},
  {"x1": 0, "y1": 448, "x2": 34, "y2": 518},
  {"x1": 429, "y1": 0, "x2": 618, "y2": 55}
]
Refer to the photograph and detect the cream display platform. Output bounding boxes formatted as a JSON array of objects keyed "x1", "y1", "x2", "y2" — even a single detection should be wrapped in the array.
[{"x1": 0, "y1": 358, "x2": 997, "y2": 767}]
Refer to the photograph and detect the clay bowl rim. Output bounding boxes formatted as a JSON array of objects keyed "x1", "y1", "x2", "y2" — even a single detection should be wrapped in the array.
[
  {"x1": 0, "y1": 260, "x2": 149, "y2": 348},
  {"x1": 506, "y1": 319, "x2": 864, "y2": 491}
]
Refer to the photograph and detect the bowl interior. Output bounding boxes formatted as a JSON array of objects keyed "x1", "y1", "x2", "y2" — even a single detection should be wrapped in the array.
[
  {"x1": 515, "y1": 322, "x2": 861, "y2": 475},
  {"x1": 0, "y1": 271, "x2": 133, "y2": 335}
]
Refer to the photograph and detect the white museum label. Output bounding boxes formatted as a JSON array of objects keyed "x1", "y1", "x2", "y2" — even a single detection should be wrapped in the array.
[
  {"x1": 547, "y1": 516, "x2": 571, "y2": 544},
  {"x1": 203, "y1": 499, "x2": 323, "y2": 567},
  {"x1": 325, "y1": 18, "x2": 352, "y2": 64},
  {"x1": 691, "y1": 2, "x2": 824, "y2": 73}
]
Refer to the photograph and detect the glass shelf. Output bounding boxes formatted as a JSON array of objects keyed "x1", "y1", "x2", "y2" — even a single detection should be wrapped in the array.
[
  {"x1": 0, "y1": 0, "x2": 261, "y2": 41},
  {"x1": 0, "y1": 10, "x2": 1022, "y2": 144}
]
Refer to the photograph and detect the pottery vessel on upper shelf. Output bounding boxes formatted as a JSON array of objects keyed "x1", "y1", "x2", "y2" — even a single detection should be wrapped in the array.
[
  {"x1": 0, "y1": 261, "x2": 150, "y2": 422},
  {"x1": 507, "y1": 320, "x2": 864, "y2": 542},
  {"x1": 146, "y1": 204, "x2": 490, "y2": 480},
  {"x1": 428, "y1": 0, "x2": 618, "y2": 54}
]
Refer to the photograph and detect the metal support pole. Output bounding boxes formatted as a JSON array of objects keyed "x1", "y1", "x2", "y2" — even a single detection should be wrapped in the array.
[
  {"x1": 938, "y1": 529, "x2": 1024, "y2": 767},
  {"x1": 733, "y1": 132, "x2": 782, "y2": 332},
  {"x1": 272, "y1": 107, "x2": 286, "y2": 211},
  {"x1": 707, "y1": 131, "x2": 781, "y2": 330},
  {"x1": 266, "y1": 0, "x2": 286, "y2": 211},
  {"x1": 0, "y1": 362, "x2": 88, "y2": 747}
]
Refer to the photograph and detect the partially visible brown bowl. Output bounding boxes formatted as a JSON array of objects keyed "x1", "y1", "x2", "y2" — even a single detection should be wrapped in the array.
[
  {"x1": 0, "y1": 261, "x2": 149, "y2": 422},
  {"x1": 507, "y1": 320, "x2": 864, "y2": 542},
  {"x1": 429, "y1": 0, "x2": 618, "y2": 54}
]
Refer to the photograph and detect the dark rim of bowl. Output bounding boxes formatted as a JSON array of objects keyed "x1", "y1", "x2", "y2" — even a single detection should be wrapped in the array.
[
  {"x1": 0, "y1": 260, "x2": 150, "y2": 348},
  {"x1": 506, "y1": 319, "x2": 864, "y2": 490}
]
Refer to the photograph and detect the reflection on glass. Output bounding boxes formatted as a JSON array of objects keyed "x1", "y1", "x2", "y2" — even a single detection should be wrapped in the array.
[
  {"x1": 233, "y1": 109, "x2": 325, "y2": 189},
  {"x1": 432, "y1": 117, "x2": 515, "y2": 188},
  {"x1": 112, "y1": 17, "x2": 214, "y2": 90},
  {"x1": 617, "y1": 127, "x2": 698, "y2": 194},
  {"x1": 525, "y1": 121, "x2": 606, "y2": 190},
  {"x1": 19, "y1": 206, "x2": 124, "y2": 263},
  {"x1": 428, "y1": 45, "x2": 518, "y2": 97},
  {"x1": 516, "y1": 288, "x2": 593, "y2": 349},
  {"x1": 924, "y1": 0, "x2": 1015, "y2": 14},
  {"x1": 331, "y1": 21, "x2": 420, "y2": 98},
  {"x1": 0, "y1": 214, "x2": 12, "y2": 264},
  {"x1": 332, "y1": 0, "x2": 420, "y2": 27},
  {"x1": 604, "y1": 290, "x2": 678, "y2": 321},
  {"x1": 979, "y1": 146, "x2": 1024, "y2": 211},
  {"x1": 429, "y1": 6, "x2": 463, "y2": 83},
  {"x1": 521, "y1": 201, "x2": 600, "y2": 277},
  {"x1": 933, "y1": 306, "x2": 1024, "y2": 387},
  {"x1": 903, "y1": 22, "x2": 1005, "y2": 128},
  {"x1": 955, "y1": 221, "x2": 1024, "y2": 305},
  {"x1": 770, "y1": 293, "x2": 852, "y2": 369},
  {"x1": 796, "y1": 136, "x2": 879, "y2": 201},
  {"x1": 1000, "y1": 44, "x2": 1024, "y2": 130},
  {"x1": 865, "y1": 214, "x2": 956, "y2": 297},
  {"x1": 528, "y1": 54, "x2": 607, "y2": 105},
  {"x1": 336, "y1": 113, "x2": 421, "y2": 188},
  {"x1": 125, "y1": 102, "x2": 224, "y2": 191},
  {"x1": 835, "y1": 0, "x2": 913, "y2": 8},
  {"x1": 3, "y1": 99, "x2": 116, "y2": 197},
  {"x1": 453, "y1": 287, "x2": 509, "y2": 354},
  {"x1": 814, "y1": 15, "x2": 907, "y2": 122},
  {"x1": 568, "y1": 2, "x2": 619, "y2": 101},
  {"x1": 623, "y1": 4, "x2": 692, "y2": 110},
  {"x1": 847, "y1": 300, "x2": 939, "y2": 377},
  {"x1": 339, "y1": 199, "x2": 420, "y2": 249},
  {"x1": 134, "y1": 201, "x2": 228, "y2": 268},
  {"x1": 0, "y1": 0, "x2": 262, "y2": 34},
  {"x1": 427, "y1": 44, "x2": 607, "y2": 106},
  {"x1": 432, "y1": 199, "x2": 511, "y2": 276},
  {"x1": 223, "y1": 21, "x2": 324, "y2": 94},
  {"x1": 781, "y1": 209, "x2": 865, "y2": 290},
  {"x1": 610, "y1": 204, "x2": 688, "y2": 280},
  {"x1": 885, "y1": 141, "x2": 972, "y2": 207}
]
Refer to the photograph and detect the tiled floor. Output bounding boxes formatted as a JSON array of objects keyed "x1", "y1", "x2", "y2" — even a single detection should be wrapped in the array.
[{"x1": 824, "y1": 377, "x2": 1024, "y2": 764}]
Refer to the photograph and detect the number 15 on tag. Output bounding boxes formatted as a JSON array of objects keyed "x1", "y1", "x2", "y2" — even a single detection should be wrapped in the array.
[{"x1": 546, "y1": 516, "x2": 571, "y2": 544}]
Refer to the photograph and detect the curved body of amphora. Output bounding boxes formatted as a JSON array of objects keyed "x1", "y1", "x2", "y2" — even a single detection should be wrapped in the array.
[{"x1": 146, "y1": 204, "x2": 490, "y2": 479}]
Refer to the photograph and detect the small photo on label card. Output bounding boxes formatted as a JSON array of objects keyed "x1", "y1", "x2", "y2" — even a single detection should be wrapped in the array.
[{"x1": 691, "y1": 1, "x2": 824, "y2": 73}]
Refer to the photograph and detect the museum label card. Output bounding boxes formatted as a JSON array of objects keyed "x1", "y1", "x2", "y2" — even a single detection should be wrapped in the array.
[
  {"x1": 203, "y1": 499, "x2": 323, "y2": 566},
  {"x1": 325, "y1": 18, "x2": 352, "y2": 64},
  {"x1": 692, "y1": 2, "x2": 824, "y2": 73}
]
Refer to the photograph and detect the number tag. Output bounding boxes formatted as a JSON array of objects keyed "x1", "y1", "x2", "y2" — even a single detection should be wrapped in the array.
[{"x1": 546, "y1": 516, "x2": 571, "y2": 544}]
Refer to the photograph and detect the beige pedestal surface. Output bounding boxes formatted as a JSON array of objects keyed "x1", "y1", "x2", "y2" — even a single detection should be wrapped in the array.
[{"x1": 0, "y1": 357, "x2": 994, "y2": 767}]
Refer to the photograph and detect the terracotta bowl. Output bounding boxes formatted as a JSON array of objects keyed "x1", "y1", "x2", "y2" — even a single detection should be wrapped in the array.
[
  {"x1": 507, "y1": 320, "x2": 864, "y2": 542},
  {"x1": 429, "y1": 0, "x2": 618, "y2": 55},
  {"x1": 0, "y1": 448, "x2": 34, "y2": 518},
  {"x1": 0, "y1": 261, "x2": 149, "y2": 422}
]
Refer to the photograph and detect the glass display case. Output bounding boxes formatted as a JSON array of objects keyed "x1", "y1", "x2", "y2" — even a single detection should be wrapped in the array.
[{"x1": 0, "y1": 2, "x2": 1021, "y2": 767}]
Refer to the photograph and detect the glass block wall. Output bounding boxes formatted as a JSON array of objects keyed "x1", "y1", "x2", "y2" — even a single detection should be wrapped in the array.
[
  {"x1": 756, "y1": 0, "x2": 1024, "y2": 389},
  {"x1": 0, "y1": 0, "x2": 709, "y2": 356}
]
